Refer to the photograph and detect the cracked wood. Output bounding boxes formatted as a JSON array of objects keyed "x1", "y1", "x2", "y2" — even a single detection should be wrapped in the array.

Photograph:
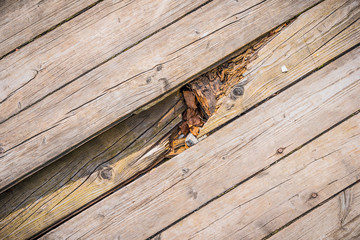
[
  {"x1": 0, "y1": 0, "x2": 210, "y2": 193},
  {"x1": 199, "y1": 0, "x2": 360, "y2": 137},
  {"x1": 42, "y1": 46, "x2": 360, "y2": 240},
  {"x1": 0, "y1": 0, "x2": 321, "y2": 193},
  {"x1": 0, "y1": 92, "x2": 184, "y2": 240}
]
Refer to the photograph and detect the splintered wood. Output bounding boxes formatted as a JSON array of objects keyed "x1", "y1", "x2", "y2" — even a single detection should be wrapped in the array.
[{"x1": 167, "y1": 23, "x2": 288, "y2": 157}]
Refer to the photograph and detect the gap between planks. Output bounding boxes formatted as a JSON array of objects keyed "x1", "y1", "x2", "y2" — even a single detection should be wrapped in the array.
[
  {"x1": 0, "y1": 0, "x2": 358, "y2": 238},
  {"x1": 0, "y1": 0, "x2": 102, "y2": 59},
  {"x1": 41, "y1": 45, "x2": 360, "y2": 240},
  {"x1": 0, "y1": 0, "x2": 323, "y2": 194},
  {"x1": 268, "y1": 181, "x2": 360, "y2": 240},
  {"x1": 157, "y1": 108, "x2": 360, "y2": 240},
  {"x1": 0, "y1": 92, "x2": 185, "y2": 240},
  {"x1": 199, "y1": 0, "x2": 360, "y2": 137},
  {"x1": 0, "y1": 0, "x2": 214, "y2": 193}
]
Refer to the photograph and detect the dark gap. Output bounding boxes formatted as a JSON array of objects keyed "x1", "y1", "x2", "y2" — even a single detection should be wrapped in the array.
[
  {"x1": 0, "y1": 0, "x2": 214, "y2": 126},
  {"x1": 262, "y1": 178, "x2": 360, "y2": 239},
  {"x1": 147, "y1": 109, "x2": 360, "y2": 240},
  {"x1": 207, "y1": 42, "x2": 360, "y2": 137},
  {"x1": 7, "y1": 0, "x2": 353, "y2": 237},
  {"x1": 28, "y1": 4, "x2": 355, "y2": 236},
  {"x1": 0, "y1": 0, "x2": 105, "y2": 61}
]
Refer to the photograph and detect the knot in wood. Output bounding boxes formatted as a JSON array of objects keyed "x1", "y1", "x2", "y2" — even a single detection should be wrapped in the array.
[
  {"x1": 99, "y1": 166, "x2": 113, "y2": 180},
  {"x1": 156, "y1": 64, "x2": 163, "y2": 71},
  {"x1": 230, "y1": 82, "x2": 245, "y2": 100}
]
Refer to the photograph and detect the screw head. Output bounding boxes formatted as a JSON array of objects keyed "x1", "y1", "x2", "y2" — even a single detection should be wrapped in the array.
[{"x1": 277, "y1": 147, "x2": 284, "y2": 154}]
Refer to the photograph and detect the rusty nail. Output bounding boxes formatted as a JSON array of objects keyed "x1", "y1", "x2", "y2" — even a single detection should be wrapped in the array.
[{"x1": 311, "y1": 192, "x2": 318, "y2": 198}]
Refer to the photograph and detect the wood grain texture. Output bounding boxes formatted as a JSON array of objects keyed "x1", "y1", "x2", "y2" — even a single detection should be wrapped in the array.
[
  {"x1": 0, "y1": 0, "x2": 209, "y2": 123},
  {"x1": 0, "y1": 0, "x2": 210, "y2": 193},
  {"x1": 270, "y1": 183, "x2": 360, "y2": 240},
  {"x1": 0, "y1": 0, "x2": 98, "y2": 58},
  {"x1": 159, "y1": 112, "x2": 360, "y2": 240},
  {"x1": 199, "y1": 0, "x2": 360, "y2": 137},
  {"x1": 0, "y1": 0, "x2": 320, "y2": 193},
  {"x1": 42, "y1": 46, "x2": 360, "y2": 240},
  {"x1": 0, "y1": 92, "x2": 184, "y2": 240}
]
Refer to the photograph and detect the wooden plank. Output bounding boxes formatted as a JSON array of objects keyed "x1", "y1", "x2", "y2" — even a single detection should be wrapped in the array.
[
  {"x1": 0, "y1": 0, "x2": 321, "y2": 193},
  {"x1": 199, "y1": 0, "x2": 360, "y2": 137},
  {"x1": 0, "y1": 0, "x2": 209, "y2": 123},
  {"x1": 0, "y1": 92, "x2": 184, "y2": 240},
  {"x1": 158, "y1": 112, "x2": 360, "y2": 240},
  {"x1": 269, "y1": 183, "x2": 360, "y2": 240},
  {"x1": 0, "y1": 0, "x2": 99, "y2": 58},
  {"x1": 0, "y1": 0, "x2": 210, "y2": 193},
  {"x1": 42, "y1": 46, "x2": 360, "y2": 240}
]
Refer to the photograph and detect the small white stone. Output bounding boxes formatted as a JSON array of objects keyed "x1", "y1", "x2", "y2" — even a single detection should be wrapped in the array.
[
  {"x1": 186, "y1": 133, "x2": 199, "y2": 147},
  {"x1": 281, "y1": 65, "x2": 288, "y2": 73}
]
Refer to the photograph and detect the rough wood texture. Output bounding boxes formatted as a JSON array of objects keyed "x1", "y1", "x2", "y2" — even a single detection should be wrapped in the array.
[
  {"x1": 0, "y1": 0, "x2": 320, "y2": 193},
  {"x1": 0, "y1": 92, "x2": 184, "y2": 240},
  {"x1": 42, "y1": 47, "x2": 360, "y2": 240},
  {"x1": 0, "y1": 0, "x2": 210, "y2": 193},
  {"x1": 159, "y1": 113, "x2": 360, "y2": 240},
  {"x1": 270, "y1": 183, "x2": 360, "y2": 240},
  {"x1": 199, "y1": 0, "x2": 360, "y2": 137},
  {"x1": 0, "y1": 0, "x2": 98, "y2": 58},
  {"x1": 0, "y1": 0, "x2": 209, "y2": 123},
  {"x1": 189, "y1": 76, "x2": 222, "y2": 118}
]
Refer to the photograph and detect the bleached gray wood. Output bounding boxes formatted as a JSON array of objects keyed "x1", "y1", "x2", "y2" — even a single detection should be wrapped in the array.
[
  {"x1": 270, "y1": 184, "x2": 360, "y2": 240},
  {"x1": 159, "y1": 112, "x2": 360, "y2": 240},
  {"x1": 42, "y1": 46, "x2": 360, "y2": 240},
  {"x1": 199, "y1": 0, "x2": 360, "y2": 137},
  {"x1": 0, "y1": 0, "x2": 210, "y2": 192},
  {"x1": 0, "y1": 0, "x2": 209, "y2": 123},
  {"x1": 0, "y1": 0, "x2": 320, "y2": 193},
  {"x1": 0, "y1": 0, "x2": 98, "y2": 57}
]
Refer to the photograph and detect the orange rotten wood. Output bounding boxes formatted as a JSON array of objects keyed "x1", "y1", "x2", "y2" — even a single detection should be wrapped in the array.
[
  {"x1": 0, "y1": 0, "x2": 321, "y2": 193},
  {"x1": 42, "y1": 46, "x2": 360, "y2": 240}
]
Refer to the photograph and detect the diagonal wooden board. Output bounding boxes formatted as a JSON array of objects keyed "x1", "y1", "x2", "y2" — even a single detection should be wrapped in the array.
[
  {"x1": 42, "y1": 47, "x2": 360, "y2": 239},
  {"x1": 0, "y1": 0, "x2": 357, "y2": 237},
  {"x1": 0, "y1": 92, "x2": 184, "y2": 240},
  {"x1": 0, "y1": 0, "x2": 209, "y2": 193},
  {"x1": 269, "y1": 183, "x2": 360, "y2": 240},
  {"x1": 0, "y1": 0, "x2": 99, "y2": 58},
  {"x1": 158, "y1": 112, "x2": 360, "y2": 239},
  {"x1": 199, "y1": 0, "x2": 360, "y2": 137},
  {"x1": 0, "y1": 0, "x2": 321, "y2": 193},
  {"x1": 0, "y1": 0, "x2": 209, "y2": 123}
]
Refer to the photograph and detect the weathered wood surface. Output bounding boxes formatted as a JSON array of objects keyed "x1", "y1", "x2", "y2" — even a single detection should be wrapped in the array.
[
  {"x1": 270, "y1": 183, "x2": 360, "y2": 240},
  {"x1": 0, "y1": 0, "x2": 320, "y2": 193},
  {"x1": 1, "y1": 2, "x2": 350, "y2": 236},
  {"x1": 159, "y1": 113, "x2": 360, "y2": 240},
  {"x1": 0, "y1": 0, "x2": 99, "y2": 58},
  {"x1": 0, "y1": 92, "x2": 184, "y2": 240},
  {"x1": 0, "y1": 0, "x2": 211, "y2": 193},
  {"x1": 42, "y1": 47, "x2": 360, "y2": 240},
  {"x1": 199, "y1": 0, "x2": 360, "y2": 137},
  {"x1": 0, "y1": 0, "x2": 209, "y2": 124}
]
